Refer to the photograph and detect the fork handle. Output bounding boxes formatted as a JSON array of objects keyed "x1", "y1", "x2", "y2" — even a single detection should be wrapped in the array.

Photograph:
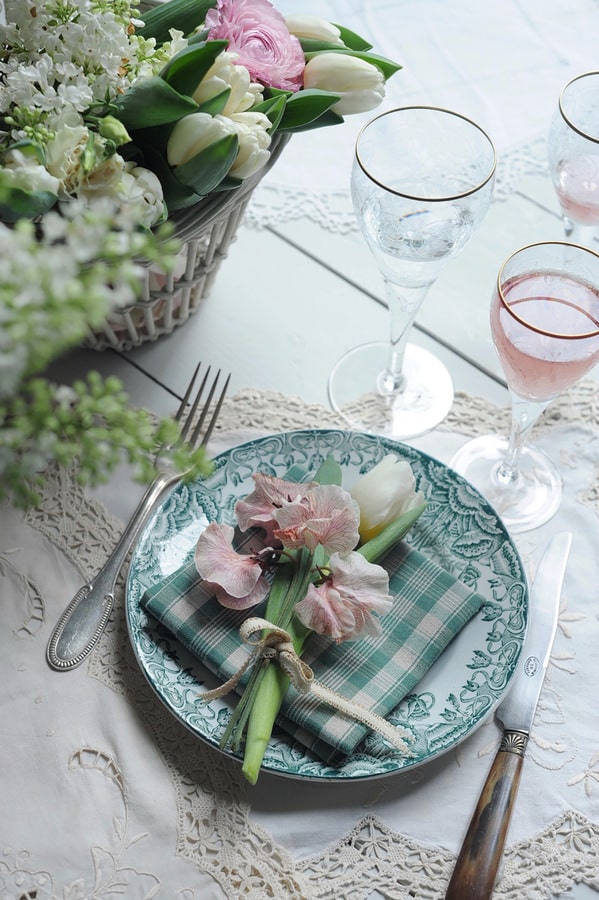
[{"x1": 46, "y1": 471, "x2": 177, "y2": 671}]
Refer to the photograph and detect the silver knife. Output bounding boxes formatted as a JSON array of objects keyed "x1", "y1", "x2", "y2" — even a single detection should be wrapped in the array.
[{"x1": 445, "y1": 530, "x2": 572, "y2": 900}]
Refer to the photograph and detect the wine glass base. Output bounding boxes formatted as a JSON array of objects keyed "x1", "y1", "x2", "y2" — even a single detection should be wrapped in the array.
[
  {"x1": 450, "y1": 435, "x2": 563, "y2": 533},
  {"x1": 328, "y1": 341, "x2": 454, "y2": 440}
]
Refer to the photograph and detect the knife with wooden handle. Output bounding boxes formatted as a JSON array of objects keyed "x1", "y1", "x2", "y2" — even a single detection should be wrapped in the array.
[{"x1": 445, "y1": 531, "x2": 572, "y2": 900}]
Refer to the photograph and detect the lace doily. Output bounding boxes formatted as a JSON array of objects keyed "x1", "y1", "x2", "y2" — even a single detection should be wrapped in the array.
[{"x1": 7, "y1": 380, "x2": 597, "y2": 899}]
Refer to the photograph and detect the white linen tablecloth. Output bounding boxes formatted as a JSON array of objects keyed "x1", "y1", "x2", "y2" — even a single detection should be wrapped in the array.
[
  {"x1": 247, "y1": 0, "x2": 599, "y2": 231},
  {"x1": 1, "y1": 383, "x2": 599, "y2": 899}
]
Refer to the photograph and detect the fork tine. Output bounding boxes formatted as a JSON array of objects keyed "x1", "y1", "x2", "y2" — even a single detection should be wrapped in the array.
[
  {"x1": 175, "y1": 361, "x2": 202, "y2": 425},
  {"x1": 187, "y1": 368, "x2": 225, "y2": 446},
  {"x1": 197, "y1": 372, "x2": 230, "y2": 447},
  {"x1": 178, "y1": 365, "x2": 212, "y2": 443}
]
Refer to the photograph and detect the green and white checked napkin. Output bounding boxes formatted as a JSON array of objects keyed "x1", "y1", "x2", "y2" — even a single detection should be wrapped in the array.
[{"x1": 141, "y1": 537, "x2": 485, "y2": 765}]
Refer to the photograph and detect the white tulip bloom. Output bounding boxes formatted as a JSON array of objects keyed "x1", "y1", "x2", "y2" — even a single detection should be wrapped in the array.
[
  {"x1": 350, "y1": 454, "x2": 426, "y2": 542},
  {"x1": 228, "y1": 111, "x2": 272, "y2": 179},
  {"x1": 167, "y1": 112, "x2": 235, "y2": 168},
  {"x1": 285, "y1": 15, "x2": 344, "y2": 45},
  {"x1": 303, "y1": 53, "x2": 385, "y2": 116},
  {"x1": 193, "y1": 51, "x2": 264, "y2": 116}
]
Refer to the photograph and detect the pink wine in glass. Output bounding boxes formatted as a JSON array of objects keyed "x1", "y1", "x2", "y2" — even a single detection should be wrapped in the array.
[
  {"x1": 554, "y1": 155, "x2": 599, "y2": 225},
  {"x1": 491, "y1": 270, "x2": 599, "y2": 401}
]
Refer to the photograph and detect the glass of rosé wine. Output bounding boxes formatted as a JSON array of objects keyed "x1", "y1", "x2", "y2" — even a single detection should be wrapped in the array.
[
  {"x1": 328, "y1": 106, "x2": 496, "y2": 440},
  {"x1": 451, "y1": 240, "x2": 599, "y2": 533},
  {"x1": 547, "y1": 72, "x2": 599, "y2": 244}
]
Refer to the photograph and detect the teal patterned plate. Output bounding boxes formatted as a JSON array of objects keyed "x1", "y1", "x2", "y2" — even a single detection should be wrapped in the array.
[{"x1": 126, "y1": 429, "x2": 528, "y2": 781}]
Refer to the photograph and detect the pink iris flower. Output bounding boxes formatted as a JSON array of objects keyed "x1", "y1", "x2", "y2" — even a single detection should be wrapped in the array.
[
  {"x1": 205, "y1": 0, "x2": 306, "y2": 92},
  {"x1": 235, "y1": 472, "x2": 317, "y2": 543},
  {"x1": 273, "y1": 483, "x2": 360, "y2": 554},
  {"x1": 294, "y1": 551, "x2": 393, "y2": 642},
  {"x1": 194, "y1": 522, "x2": 271, "y2": 609}
]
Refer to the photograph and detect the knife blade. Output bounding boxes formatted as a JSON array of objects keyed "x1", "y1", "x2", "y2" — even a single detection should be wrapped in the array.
[{"x1": 445, "y1": 530, "x2": 572, "y2": 900}]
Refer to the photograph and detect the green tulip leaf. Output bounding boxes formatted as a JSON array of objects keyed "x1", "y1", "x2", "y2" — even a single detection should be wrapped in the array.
[
  {"x1": 3, "y1": 139, "x2": 46, "y2": 165},
  {"x1": 160, "y1": 41, "x2": 228, "y2": 97},
  {"x1": 113, "y1": 77, "x2": 198, "y2": 129},
  {"x1": 196, "y1": 87, "x2": 232, "y2": 117},
  {"x1": 140, "y1": 146, "x2": 202, "y2": 212},
  {"x1": 138, "y1": 0, "x2": 217, "y2": 43},
  {"x1": 174, "y1": 133, "x2": 239, "y2": 196},
  {"x1": 0, "y1": 184, "x2": 57, "y2": 222},
  {"x1": 303, "y1": 49, "x2": 402, "y2": 81},
  {"x1": 252, "y1": 94, "x2": 287, "y2": 131},
  {"x1": 277, "y1": 89, "x2": 341, "y2": 131},
  {"x1": 333, "y1": 24, "x2": 374, "y2": 51}
]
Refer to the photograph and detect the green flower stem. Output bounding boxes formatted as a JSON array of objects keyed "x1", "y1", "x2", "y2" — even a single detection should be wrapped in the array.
[{"x1": 358, "y1": 503, "x2": 427, "y2": 563}]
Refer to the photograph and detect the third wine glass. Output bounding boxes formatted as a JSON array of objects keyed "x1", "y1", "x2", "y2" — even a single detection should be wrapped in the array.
[{"x1": 451, "y1": 240, "x2": 599, "y2": 532}]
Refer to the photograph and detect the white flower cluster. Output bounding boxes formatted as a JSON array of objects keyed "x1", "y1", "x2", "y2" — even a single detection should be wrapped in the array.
[
  {"x1": 0, "y1": 198, "x2": 173, "y2": 399},
  {"x1": 0, "y1": 0, "x2": 183, "y2": 226}
]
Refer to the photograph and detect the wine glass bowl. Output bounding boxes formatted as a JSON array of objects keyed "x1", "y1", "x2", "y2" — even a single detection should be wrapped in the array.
[
  {"x1": 451, "y1": 240, "x2": 599, "y2": 533},
  {"x1": 328, "y1": 106, "x2": 496, "y2": 439},
  {"x1": 547, "y1": 71, "x2": 599, "y2": 240}
]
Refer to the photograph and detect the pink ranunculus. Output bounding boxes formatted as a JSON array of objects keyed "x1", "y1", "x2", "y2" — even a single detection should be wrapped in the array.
[
  {"x1": 294, "y1": 551, "x2": 392, "y2": 642},
  {"x1": 205, "y1": 0, "x2": 305, "y2": 92},
  {"x1": 234, "y1": 472, "x2": 316, "y2": 541},
  {"x1": 194, "y1": 522, "x2": 270, "y2": 609},
  {"x1": 273, "y1": 483, "x2": 360, "y2": 554}
]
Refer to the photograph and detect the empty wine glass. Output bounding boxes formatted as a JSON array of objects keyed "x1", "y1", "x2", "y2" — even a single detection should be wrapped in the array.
[
  {"x1": 327, "y1": 106, "x2": 496, "y2": 439},
  {"x1": 451, "y1": 240, "x2": 599, "y2": 533},
  {"x1": 547, "y1": 71, "x2": 599, "y2": 244}
]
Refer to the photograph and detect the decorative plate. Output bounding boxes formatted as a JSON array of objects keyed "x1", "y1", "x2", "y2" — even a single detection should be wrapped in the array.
[{"x1": 126, "y1": 429, "x2": 528, "y2": 781}]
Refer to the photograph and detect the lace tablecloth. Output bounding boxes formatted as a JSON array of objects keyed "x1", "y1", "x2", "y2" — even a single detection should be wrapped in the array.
[
  {"x1": 1, "y1": 382, "x2": 599, "y2": 899},
  {"x1": 247, "y1": 0, "x2": 599, "y2": 231}
]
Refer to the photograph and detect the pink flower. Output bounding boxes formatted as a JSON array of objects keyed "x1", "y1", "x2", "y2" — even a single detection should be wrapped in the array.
[
  {"x1": 273, "y1": 484, "x2": 360, "y2": 554},
  {"x1": 235, "y1": 472, "x2": 316, "y2": 542},
  {"x1": 205, "y1": 0, "x2": 305, "y2": 92},
  {"x1": 194, "y1": 522, "x2": 270, "y2": 609},
  {"x1": 294, "y1": 551, "x2": 392, "y2": 642}
]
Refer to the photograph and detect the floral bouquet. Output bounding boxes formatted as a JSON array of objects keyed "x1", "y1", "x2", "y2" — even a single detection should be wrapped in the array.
[
  {"x1": 0, "y1": 0, "x2": 400, "y2": 500},
  {"x1": 193, "y1": 452, "x2": 426, "y2": 784},
  {"x1": 0, "y1": 0, "x2": 401, "y2": 226}
]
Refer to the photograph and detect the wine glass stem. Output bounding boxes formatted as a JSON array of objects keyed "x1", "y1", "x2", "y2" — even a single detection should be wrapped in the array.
[
  {"x1": 496, "y1": 393, "x2": 549, "y2": 485},
  {"x1": 380, "y1": 278, "x2": 430, "y2": 394}
]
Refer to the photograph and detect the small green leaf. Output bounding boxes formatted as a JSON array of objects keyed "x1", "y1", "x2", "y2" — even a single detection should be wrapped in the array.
[
  {"x1": 0, "y1": 184, "x2": 57, "y2": 222},
  {"x1": 160, "y1": 41, "x2": 228, "y2": 98},
  {"x1": 334, "y1": 24, "x2": 374, "y2": 51},
  {"x1": 252, "y1": 94, "x2": 287, "y2": 131},
  {"x1": 113, "y1": 77, "x2": 198, "y2": 129},
  {"x1": 277, "y1": 89, "x2": 341, "y2": 131},
  {"x1": 313, "y1": 454, "x2": 343, "y2": 485},
  {"x1": 197, "y1": 87, "x2": 231, "y2": 117},
  {"x1": 174, "y1": 133, "x2": 239, "y2": 196},
  {"x1": 138, "y1": 0, "x2": 217, "y2": 44}
]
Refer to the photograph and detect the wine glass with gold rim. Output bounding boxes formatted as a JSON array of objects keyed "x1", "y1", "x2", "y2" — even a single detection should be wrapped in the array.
[
  {"x1": 451, "y1": 240, "x2": 599, "y2": 533},
  {"x1": 328, "y1": 105, "x2": 496, "y2": 440},
  {"x1": 547, "y1": 71, "x2": 599, "y2": 244}
]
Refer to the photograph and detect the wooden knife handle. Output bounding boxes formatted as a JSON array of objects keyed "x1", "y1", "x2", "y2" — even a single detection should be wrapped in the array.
[{"x1": 445, "y1": 730, "x2": 528, "y2": 900}]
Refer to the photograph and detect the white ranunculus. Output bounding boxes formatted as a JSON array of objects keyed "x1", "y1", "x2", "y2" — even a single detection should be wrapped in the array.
[
  {"x1": 167, "y1": 112, "x2": 236, "y2": 168},
  {"x1": 118, "y1": 163, "x2": 165, "y2": 227},
  {"x1": 2, "y1": 149, "x2": 60, "y2": 195},
  {"x1": 193, "y1": 51, "x2": 264, "y2": 116},
  {"x1": 350, "y1": 454, "x2": 426, "y2": 542},
  {"x1": 285, "y1": 15, "x2": 344, "y2": 45},
  {"x1": 228, "y1": 111, "x2": 272, "y2": 179},
  {"x1": 45, "y1": 119, "x2": 90, "y2": 193},
  {"x1": 78, "y1": 153, "x2": 126, "y2": 198},
  {"x1": 303, "y1": 53, "x2": 385, "y2": 116}
]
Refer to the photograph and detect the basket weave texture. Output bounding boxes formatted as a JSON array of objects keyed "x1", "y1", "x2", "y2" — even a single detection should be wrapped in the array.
[{"x1": 86, "y1": 132, "x2": 289, "y2": 351}]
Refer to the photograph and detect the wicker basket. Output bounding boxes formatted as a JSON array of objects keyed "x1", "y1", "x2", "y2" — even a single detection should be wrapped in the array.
[{"x1": 85, "y1": 132, "x2": 289, "y2": 351}]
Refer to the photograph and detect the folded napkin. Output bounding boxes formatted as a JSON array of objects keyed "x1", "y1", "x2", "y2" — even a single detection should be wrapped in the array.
[{"x1": 141, "y1": 535, "x2": 486, "y2": 766}]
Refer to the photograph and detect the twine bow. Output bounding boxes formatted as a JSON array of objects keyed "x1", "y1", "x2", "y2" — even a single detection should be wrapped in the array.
[{"x1": 200, "y1": 617, "x2": 412, "y2": 754}]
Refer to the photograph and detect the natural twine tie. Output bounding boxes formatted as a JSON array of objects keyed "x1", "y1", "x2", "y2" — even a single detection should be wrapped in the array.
[{"x1": 199, "y1": 617, "x2": 413, "y2": 754}]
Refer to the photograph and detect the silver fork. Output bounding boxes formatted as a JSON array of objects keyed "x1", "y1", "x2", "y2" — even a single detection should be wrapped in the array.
[{"x1": 46, "y1": 362, "x2": 230, "y2": 672}]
